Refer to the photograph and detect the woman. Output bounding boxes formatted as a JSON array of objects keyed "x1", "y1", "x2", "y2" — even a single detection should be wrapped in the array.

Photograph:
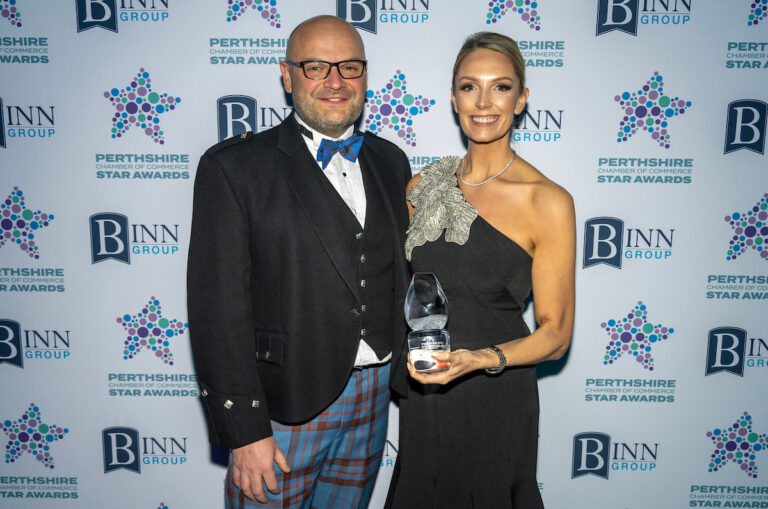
[{"x1": 386, "y1": 32, "x2": 575, "y2": 508}]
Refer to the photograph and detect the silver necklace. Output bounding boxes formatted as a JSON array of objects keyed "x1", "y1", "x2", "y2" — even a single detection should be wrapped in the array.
[{"x1": 458, "y1": 154, "x2": 516, "y2": 187}]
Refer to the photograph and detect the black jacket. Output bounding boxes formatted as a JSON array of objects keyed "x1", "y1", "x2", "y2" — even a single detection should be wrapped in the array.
[{"x1": 187, "y1": 113, "x2": 411, "y2": 449}]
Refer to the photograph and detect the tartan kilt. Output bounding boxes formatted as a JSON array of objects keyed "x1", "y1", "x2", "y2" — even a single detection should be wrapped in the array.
[{"x1": 226, "y1": 363, "x2": 390, "y2": 509}]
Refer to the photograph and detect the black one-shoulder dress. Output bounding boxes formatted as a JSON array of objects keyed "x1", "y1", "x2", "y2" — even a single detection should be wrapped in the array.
[{"x1": 386, "y1": 157, "x2": 544, "y2": 509}]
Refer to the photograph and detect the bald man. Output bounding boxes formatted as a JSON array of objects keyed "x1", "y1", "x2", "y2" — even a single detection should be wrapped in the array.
[{"x1": 188, "y1": 15, "x2": 412, "y2": 508}]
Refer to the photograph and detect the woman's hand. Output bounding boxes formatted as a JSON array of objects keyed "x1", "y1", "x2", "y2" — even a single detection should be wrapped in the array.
[{"x1": 407, "y1": 348, "x2": 496, "y2": 385}]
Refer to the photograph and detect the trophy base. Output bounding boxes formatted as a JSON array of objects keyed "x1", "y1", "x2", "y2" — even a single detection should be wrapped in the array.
[{"x1": 408, "y1": 329, "x2": 450, "y2": 374}]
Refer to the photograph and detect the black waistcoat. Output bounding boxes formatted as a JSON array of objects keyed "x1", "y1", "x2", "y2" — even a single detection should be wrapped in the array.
[{"x1": 316, "y1": 162, "x2": 396, "y2": 360}]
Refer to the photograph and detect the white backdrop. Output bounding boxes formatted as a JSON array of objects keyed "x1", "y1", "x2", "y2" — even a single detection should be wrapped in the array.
[{"x1": 1, "y1": 1, "x2": 767, "y2": 508}]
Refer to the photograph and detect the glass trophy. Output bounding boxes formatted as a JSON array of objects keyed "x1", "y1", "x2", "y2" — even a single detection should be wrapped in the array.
[{"x1": 404, "y1": 272, "x2": 450, "y2": 373}]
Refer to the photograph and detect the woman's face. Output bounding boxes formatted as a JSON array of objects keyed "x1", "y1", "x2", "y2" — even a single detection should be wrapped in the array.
[{"x1": 451, "y1": 48, "x2": 529, "y2": 145}]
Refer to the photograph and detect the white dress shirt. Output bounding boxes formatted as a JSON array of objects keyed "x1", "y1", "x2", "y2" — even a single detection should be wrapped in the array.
[{"x1": 295, "y1": 115, "x2": 391, "y2": 366}]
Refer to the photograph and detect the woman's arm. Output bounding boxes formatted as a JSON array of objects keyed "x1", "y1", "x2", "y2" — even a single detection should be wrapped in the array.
[{"x1": 408, "y1": 182, "x2": 576, "y2": 384}]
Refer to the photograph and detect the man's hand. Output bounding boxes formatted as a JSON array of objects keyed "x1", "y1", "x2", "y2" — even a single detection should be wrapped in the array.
[{"x1": 231, "y1": 436, "x2": 291, "y2": 503}]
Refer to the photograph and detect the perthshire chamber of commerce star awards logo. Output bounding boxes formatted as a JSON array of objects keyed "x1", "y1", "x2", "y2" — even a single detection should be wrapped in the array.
[
  {"x1": 600, "y1": 301, "x2": 674, "y2": 371},
  {"x1": 2, "y1": 403, "x2": 68, "y2": 469},
  {"x1": 724, "y1": 194, "x2": 768, "y2": 262},
  {"x1": 1, "y1": 0, "x2": 21, "y2": 27},
  {"x1": 707, "y1": 412, "x2": 766, "y2": 479},
  {"x1": 486, "y1": 0, "x2": 541, "y2": 30},
  {"x1": 364, "y1": 71, "x2": 435, "y2": 147},
  {"x1": 0, "y1": 187, "x2": 54, "y2": 260},
  {"x1": 105, "y1": 68, "x2": 181, "y2": 144},
  {"x1": 615, "y1": 72, "x2": 691, "y2": 149},
  {"x1": 748, "y1": 0, "x2": 767, "y2": 26},
  {"x1": 225, "y1": 0, "x2": 280, "y2": 26},
  {"x1": 116, "y1": 297, "x2": 188, "y2": 365}
]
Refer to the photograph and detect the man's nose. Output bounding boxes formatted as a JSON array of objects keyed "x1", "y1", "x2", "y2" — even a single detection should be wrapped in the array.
[{"x1": 323, "y1": 65, "x2": 345, "y2": 90}]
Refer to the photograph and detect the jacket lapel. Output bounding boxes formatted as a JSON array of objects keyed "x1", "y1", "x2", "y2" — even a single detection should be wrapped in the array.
[
  {"x1": 277, "y1": 114, "x2": 360, "y2": 302},
  {"x1": 357, "y1": 136, "x2": 407, "y2": 253}
]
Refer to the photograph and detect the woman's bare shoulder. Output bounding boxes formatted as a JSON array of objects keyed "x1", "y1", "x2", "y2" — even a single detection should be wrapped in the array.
[{"x1": 516, "y1": 161, "x2": 574, "y2": 218}]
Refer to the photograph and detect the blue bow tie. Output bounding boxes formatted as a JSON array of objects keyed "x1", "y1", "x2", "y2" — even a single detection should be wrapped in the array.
[{"x1": 317, "y1": 135, "x2": 364, "y2": 170}]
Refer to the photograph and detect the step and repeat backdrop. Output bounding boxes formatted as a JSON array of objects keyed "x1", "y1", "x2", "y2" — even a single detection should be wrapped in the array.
[{"x1": 1, "y1": 1, "x2": 767, "y2": 508}]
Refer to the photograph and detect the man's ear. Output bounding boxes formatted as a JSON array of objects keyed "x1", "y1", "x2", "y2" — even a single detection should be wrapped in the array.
[{"x1": 280, "y1": 62, "x2": 293, "y2": 93}]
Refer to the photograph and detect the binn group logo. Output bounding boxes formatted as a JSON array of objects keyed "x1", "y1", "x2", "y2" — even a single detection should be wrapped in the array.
[
  {"x1": 364, "y1": 71, "x2": 435, "y2": 147},
  {"x1": 0, "y1": 319, "x2": 71, "y2": 368},
  {"x1": 76, "y1": 0, "x2": 170, "y2": 33},
  {"x1": 102, "y1": 427, "x2": 188, "y2": 473},
  {"x1": 615, "y1": 72, "x2": 691, "y2": 149},
  {"x1": 596, "y1": 0, "x2": 692, "y2": 36},
  {"x1": 724, "y1": 100, "x2": 767, "y2": 155},
  {"x1": 337, "y1": 0, "x2": 430, "y2": 34},
  {"x1": 706, "y1": 327, "x2": 768, "y2": 376},
  {"x1": 2, "y1": 403, "x2": 69, "y2": 469},
  {"x1": 0, "y1": 99, "x2": 56, "y2": 148},
  {"x1": 216, "y1": 95, "x2": 292, "y2": 142},
  {"x1": 1, "y1": 0, "x2": 21, "y2": 27},
  {"x1": 225, "y1": 0, "x2": 280, "y2": 26},
  {"x1": 486, "y1": 0, "x2": 541, "y2": 30},
  {"x1": 572, "y1": 432, "x2": 659, "y2": 479},
  {"x1": 105, "y1": 68, "x2": 181, "y2": 145},
  {"x1": 514, "y1": 107, "x2": 563, "y2": 143},
  {"x1": 706, "y1": 412, "x2": 766, "y2": 479},
  {"x1": 601, "y1": 301, "x2": 674, "y2": 371},
  {"x1": 583, "y1": 217, "x2": 675, "y2": 269},
  {"x1": 0, "y1": 187, "x2": 53, "y2": 260},
  {"x1": 116, "y1": 297, "x2": 187, "y2": 366},
  {"x1": 89, "y1": 212, "x2": 181, "y2": 264},
  {"x1": 724, "y1": 194, "x2": 768, "y2": 262}
]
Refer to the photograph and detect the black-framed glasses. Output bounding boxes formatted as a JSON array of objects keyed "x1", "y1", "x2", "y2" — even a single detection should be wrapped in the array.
[{"x1": 285, "y1": 59, "x2": 367, "y2": 80}]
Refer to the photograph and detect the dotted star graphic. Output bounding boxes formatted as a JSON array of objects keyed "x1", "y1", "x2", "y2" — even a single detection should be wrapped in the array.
[
  {"x1": 1, "y1": 0, "x2": 21, "y2": 27},
  {"x1": 364, "y1": 71, "x2": 435, "y2": 147},
  {"x1": 0, "y1": 186, "x2": 54, "y2": 259},
  {"x1": 2, "y1": 403, "x2": 68, "y2": 469},
  {"x1": 707, "y1": 411, "x2": 766, "y2": 479},
  {"x1": 615, "y1": 71, "x2": 691, "y2": 149},
  {"x1": 116, "y1": 297, "x2": 188, "y2": 365},
  {"x1": 748, "y1": 0, "x2": 767, "y2": 26},
  {"x1": 104, "y1": 68, "x2": 181, "y2": 145},
  {"x1": 225, "y1": 0, "x2": 280, "y2": 26},
  {"x1": 601, "y1": 301, "x2": 674, "y2": 371},
  {"x1": 724, "y1": 193, "x2": 768, "y2": 261},
  {"x1": 486, "y1": 0, "x2": 541, "y2": 30}
]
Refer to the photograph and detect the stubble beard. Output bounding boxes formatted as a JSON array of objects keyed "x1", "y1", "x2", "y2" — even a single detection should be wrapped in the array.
[{"x1": 294, "y1": 94, "x2": 365, "y2": 139}]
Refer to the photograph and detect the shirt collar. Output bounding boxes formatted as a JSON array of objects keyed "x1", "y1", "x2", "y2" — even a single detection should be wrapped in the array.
[{"x1": 295, "y1": 114, "x2": 355, "y2": 150}]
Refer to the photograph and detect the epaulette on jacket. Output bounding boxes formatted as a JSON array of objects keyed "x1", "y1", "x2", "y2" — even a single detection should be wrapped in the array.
[{"x1": 205, "y1": 131, "x2": 254, "y2": 156}]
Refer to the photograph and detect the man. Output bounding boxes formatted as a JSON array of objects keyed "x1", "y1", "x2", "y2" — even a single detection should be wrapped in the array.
[{"x1": 187, "y1": 15, "x2": 411, "y2": 508}]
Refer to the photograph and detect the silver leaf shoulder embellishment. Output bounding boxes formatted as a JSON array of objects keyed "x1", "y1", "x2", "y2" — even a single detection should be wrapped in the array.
[{"x1": 405, "y1": 156, "x2": 478, "y2": 260}]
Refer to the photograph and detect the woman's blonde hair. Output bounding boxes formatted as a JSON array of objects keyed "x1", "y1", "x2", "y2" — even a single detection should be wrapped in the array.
[{"x1": 452, "y1": 32, "x2": 526, "y2": 93}]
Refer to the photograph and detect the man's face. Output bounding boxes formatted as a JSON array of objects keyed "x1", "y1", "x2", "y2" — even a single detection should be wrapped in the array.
[{"x1": 280, "y1": 20, "x2": 367, "y2": 138}]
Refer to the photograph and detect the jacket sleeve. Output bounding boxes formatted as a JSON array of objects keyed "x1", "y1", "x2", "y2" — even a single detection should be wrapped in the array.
[{"x1": 187, "y1": 150, "x2": 273, "y2": 449}]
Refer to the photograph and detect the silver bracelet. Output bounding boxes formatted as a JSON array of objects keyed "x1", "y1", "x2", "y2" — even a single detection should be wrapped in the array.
[{"x1": 484, "y1": 345, "x2": 506, "y2": 375}]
